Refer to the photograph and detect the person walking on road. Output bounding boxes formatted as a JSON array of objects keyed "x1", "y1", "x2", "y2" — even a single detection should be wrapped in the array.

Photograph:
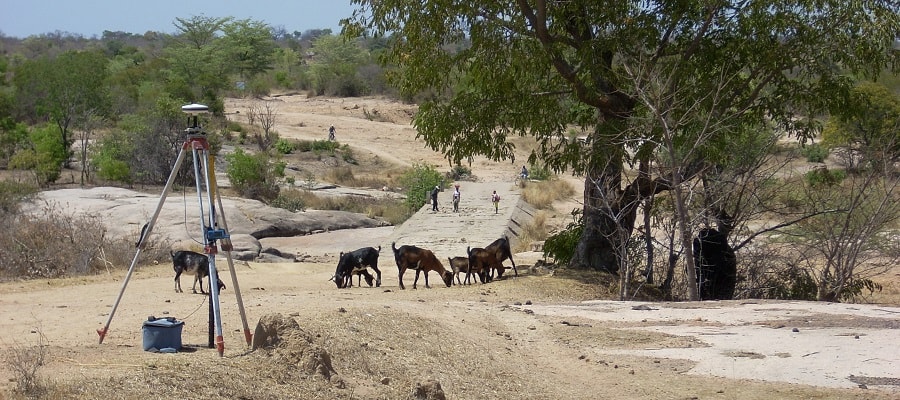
[
  {"x1": 431, "y1": 185, "x2": 440, "y2": 212},
  {"x1": 452, "y1": 184, "x2": 461, "y2": 212},
  {"x1": 328, "y1": 125, "x2": 336, "y2": 141},
  {"x1": 491, "y1": 190, "x2": 500, "y2": 214}
]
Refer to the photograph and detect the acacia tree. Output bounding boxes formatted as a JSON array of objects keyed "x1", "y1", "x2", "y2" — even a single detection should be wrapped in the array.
[{"x1": 344, "y1": 1, "x2": 898, "y2": 299}]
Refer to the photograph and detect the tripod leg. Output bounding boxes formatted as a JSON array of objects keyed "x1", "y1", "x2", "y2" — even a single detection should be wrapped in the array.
[
  {"x1": 98, "y1": 146, "x2": 189, "y2": 343},
  {"x1": 208, "y1": 155, "x2": 253, "y2": 346}
]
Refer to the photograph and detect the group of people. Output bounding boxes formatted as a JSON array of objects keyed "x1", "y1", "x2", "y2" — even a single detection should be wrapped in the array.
[{"x1": 430, "y1": 184, "x2": 502, "y2": 214}]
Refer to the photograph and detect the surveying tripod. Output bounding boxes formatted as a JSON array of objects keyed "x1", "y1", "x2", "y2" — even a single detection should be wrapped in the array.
[{"x1": 97, "y1": 104, "x2": 252, "y2": 356}]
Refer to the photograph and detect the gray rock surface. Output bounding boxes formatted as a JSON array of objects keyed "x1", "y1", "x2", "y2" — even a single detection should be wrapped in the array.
[{"x1": 26, "y1": 187, "x2": 390, "y2": 261}]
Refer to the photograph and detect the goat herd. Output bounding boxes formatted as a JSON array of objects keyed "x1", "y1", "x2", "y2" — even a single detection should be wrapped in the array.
[
  {"x1": 331, "y1": 237, "x2": 518, "y2": 290},
  {"x1": 167, "y1": 236, "x2": 518, "y2": 295}
]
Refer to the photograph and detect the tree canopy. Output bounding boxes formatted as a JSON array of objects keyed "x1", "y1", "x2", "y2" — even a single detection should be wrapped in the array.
[{"x1": 344, "y1": 0, "x2": 899, "y2": 298}]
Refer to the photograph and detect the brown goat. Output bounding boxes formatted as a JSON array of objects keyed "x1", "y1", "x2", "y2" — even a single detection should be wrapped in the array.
[
  {"x1": 392, "y1": 242, "x2": 453, "y2": 289},
  {"x1": 466, "y1": 246, "x2": 496, "y2": 284},
  {"x1": 448, "y1": 256, "x2": 482, "y2": 285}
]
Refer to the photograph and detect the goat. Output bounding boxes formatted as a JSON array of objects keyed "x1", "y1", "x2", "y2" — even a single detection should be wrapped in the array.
[
  {"x1": 482, "y1": 236, "x2": 518, "y2": 280},
  {"x1": 465, "y1": 246, "x2": 495, "y2": 284},
  {"x1": 332, "y1": 246, "x2": 382, "y2": 289},
  {"x1": 171, "y1": 250, "x2": 226, "y2": 294},
  {"x1": 448, "y1": 256, "x2": 481, "y2": 285},
  {"x1": 392, "y1": 242, "x2": 453, "y2": 289}
]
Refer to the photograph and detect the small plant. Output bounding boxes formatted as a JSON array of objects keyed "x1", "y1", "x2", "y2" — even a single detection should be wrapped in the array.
[
  {"x1": 274, "y1": 139, "x2": 296, "y2": 155},
  {"x1": 804, "y1": 167, "x2": 845, "y2": 187},
  {"x1": 270, "y1": 191, "x2": 307, "y2": 212},
  {"x1": 446, "y1": 164, "x2": 474, "y2": 181},
  {"x1": 542, "y1": 209, "x2": 584, "y2": 265},
  {"x1": 800, "y1": 143, "x2": 829, "y2": 163},
  {"x1": 527, "y1": 163, "x2": 552, "y2": 181},
  {"x1": 4, "y1": 328, "x2": 49, "y2": 396}
]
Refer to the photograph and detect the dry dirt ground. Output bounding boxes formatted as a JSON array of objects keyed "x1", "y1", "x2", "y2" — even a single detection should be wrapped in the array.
[{"x1": 0, "y1": 95, "x2": 898, "y2": 399}]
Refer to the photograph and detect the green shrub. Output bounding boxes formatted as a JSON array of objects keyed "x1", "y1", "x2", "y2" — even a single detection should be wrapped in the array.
[
  {"x1": 9, "y1": 125, "x2": 67, "y2": 186},
  {"x1": 274, "y1": 139, "x2": 296, "y2": 154},
  {"x1": 804, "y1": 167, "x2": 846, "y2": 187},
  {"x1": 310, "y1": 139, "x2": 340, "y2": 153},
  {"x1": 398, "y1": 163, "x2": 443, "y2": 211},
  {"x1": 225, "y1": 148, "x2": 285, "y2": 202},
  {"x1": 543, "y1": 214, "x2": 583, "y2": 266},
  {"x1": 446, "y1": 164, "x2": 474, "y2": 181},
  {"x1": 270, "y1": 191, "x2": 307, "y2": 212},
  {"x1": 800, "y1": 143, "x2": 829, "y2": 163},
  {"x1": 527, "y1": 163, "x2": 552, "y2": 181}
]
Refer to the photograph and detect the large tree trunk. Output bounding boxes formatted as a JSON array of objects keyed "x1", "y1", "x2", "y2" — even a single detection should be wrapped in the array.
[{"x1": 570, "y1": 119, "x2": 640, "y2": 274}]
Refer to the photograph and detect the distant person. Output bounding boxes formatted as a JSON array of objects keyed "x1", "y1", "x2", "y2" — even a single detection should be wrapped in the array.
[
  {"x1": 328, "y1": 125, "x2": 336, "y2": 141},
  {"x1": 431, "y1": 185, "x2": 440, "y2": 211},
  {"x1": 491, "y1": 190, "x2": 500, "y2": 214},
  {"x1": 452, "y1": 184, "x2": 461, "y2": 213},
  {"x1": 521, "y1": 165, "x2": 529, "y2": 180}
]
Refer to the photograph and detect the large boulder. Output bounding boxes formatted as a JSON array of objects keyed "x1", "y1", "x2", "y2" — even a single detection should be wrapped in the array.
[{"x1": 26, "y1": 187, "x2": 390, "y2": 261}]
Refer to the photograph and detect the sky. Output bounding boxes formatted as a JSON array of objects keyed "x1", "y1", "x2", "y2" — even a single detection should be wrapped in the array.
[{"x1": 0, "y1": 0, "x2": 359, "y2": 39}]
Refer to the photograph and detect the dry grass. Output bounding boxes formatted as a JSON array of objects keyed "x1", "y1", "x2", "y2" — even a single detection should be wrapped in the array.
[
  {"x1": 521, "y1": 179, "x2": 575, "y2": 209},
  {"x1": 515, "y1": 211, "x2": 549, "y2": 253}
]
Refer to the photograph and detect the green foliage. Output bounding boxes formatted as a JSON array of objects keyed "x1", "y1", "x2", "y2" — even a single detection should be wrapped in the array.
[
  {"x1": 224, "y1": 148, "x2": 285, "y2": 202},
  {"x1": 220, "y1": 19, "x2": 277, "y2": 80},
  {"x1": 800, "y1": 143, "x2": 829, "y2": 163},
  {"x1": 13, "y1": 50, "x2": 111, "y2": 162},
  {"x1": 398, "y1": 163, "x2": 443, "y2": 211},
  {"x1": 761, "y1": 264, "x2": 818, "y2": 301},
  {"x1": 10, "y1": 125, "x2": 67, "y2": 186},
  {"x1": 821, "y1": 81, "x2": 899, "y2": 168},
  {"x1": 307, "y1": 35, "x2": 369, "y2": 96},
  {"x1": 803, "y1": 167, "x2": 846, "y2": 187},
  {"x1": 269, "y1": 191, "x2": 307, "y2": 212},
  {"x1": 543, "y1": 210, "x2": 584, "y2": 266},
  {"x1": 446, "y1": 164, "x2": 474, "y2": 181},
  {"x1": 0, "y1": 119, "x2": 28, "y2": 168},
  {"x1": 526, "y1": 163, "x2": 551, "y2": 181},
  {"x1": 92, "y1": 130, "x2": 133, "y2": 184},
  {"x1": 0, "y1": 180, "x2": 38, "y2": 214},
  {"x1": 274, "y1": 138, "x2": 296, "y2": 154}
]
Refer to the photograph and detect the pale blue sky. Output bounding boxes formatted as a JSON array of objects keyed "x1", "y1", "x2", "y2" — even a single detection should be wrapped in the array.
[{"x1": 0, "y1": 0, "x2": 359, "y2": 38}]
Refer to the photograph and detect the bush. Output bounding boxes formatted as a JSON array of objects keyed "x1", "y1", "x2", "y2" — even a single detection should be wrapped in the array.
[
  {"x1": 0, "y1": 180, "x2": 38, "y2": 214},
  {"x1": 0, "y1": 202, "x2": 167, "y2": 280},
  {"x1": 225, "y1": 148, "x2": 285, "y2": 202},
  {"x1": 527, "y1": 163, "x2": 552, "y2": 181},
  {"x1": 446, "y1": 164, "x2": 474, "y2": 181},
  {"x1": 9, "y1": 125, "x2": 67, "y2": 186},
  {"x1": 274, "y1": 139, "x2": 296, "y2": 154},
  {"x1": 543, "y1": 210, "x2": 584, "y2": 266},
  {"x1": 801, "y1": 143, "x2": 829, "y2": 163},
  {"x1": 804, "y1": 167, "x2": 846, "y2": 187},
  {"x1": 398, "y1": 163, "x2": 443, "y2": 211}
]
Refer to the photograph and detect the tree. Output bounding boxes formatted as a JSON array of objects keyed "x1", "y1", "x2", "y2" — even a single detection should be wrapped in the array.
[
  {"x1": 344, "y1": 1, "x2": 899, "y2": 299},
  {"x1": 9, "y1": 124, "x2": 67, "y2": 186},
  {"x1": 165, "y1": 16, "x2": 232, "y2": 110},
  {"x1": 220, "y1": 19, "x2": 277, "y2": 81},
  {"x1": 821, "y1": 82, "x2": 900, "y2": 170},
  {"x1": 13, "y1": 50, "x2": 110, "y2": 167},
  {"x1": 247, "y1": 101, "x2": 279, "y2": 151},
  {"x1": 307, "y1": 34, "x2": 368, "y2": 96},
  {"x1": 789, "y1": 167, "x2": 899, "y2": 301}
]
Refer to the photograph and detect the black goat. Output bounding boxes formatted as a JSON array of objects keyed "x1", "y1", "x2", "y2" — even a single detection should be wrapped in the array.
[
  {"x1": 171, "y1": 250, "x2": 226, "y2": 294},
  {"x1": 333, "y1": 246, "x2": 382, "y2": 289}
]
